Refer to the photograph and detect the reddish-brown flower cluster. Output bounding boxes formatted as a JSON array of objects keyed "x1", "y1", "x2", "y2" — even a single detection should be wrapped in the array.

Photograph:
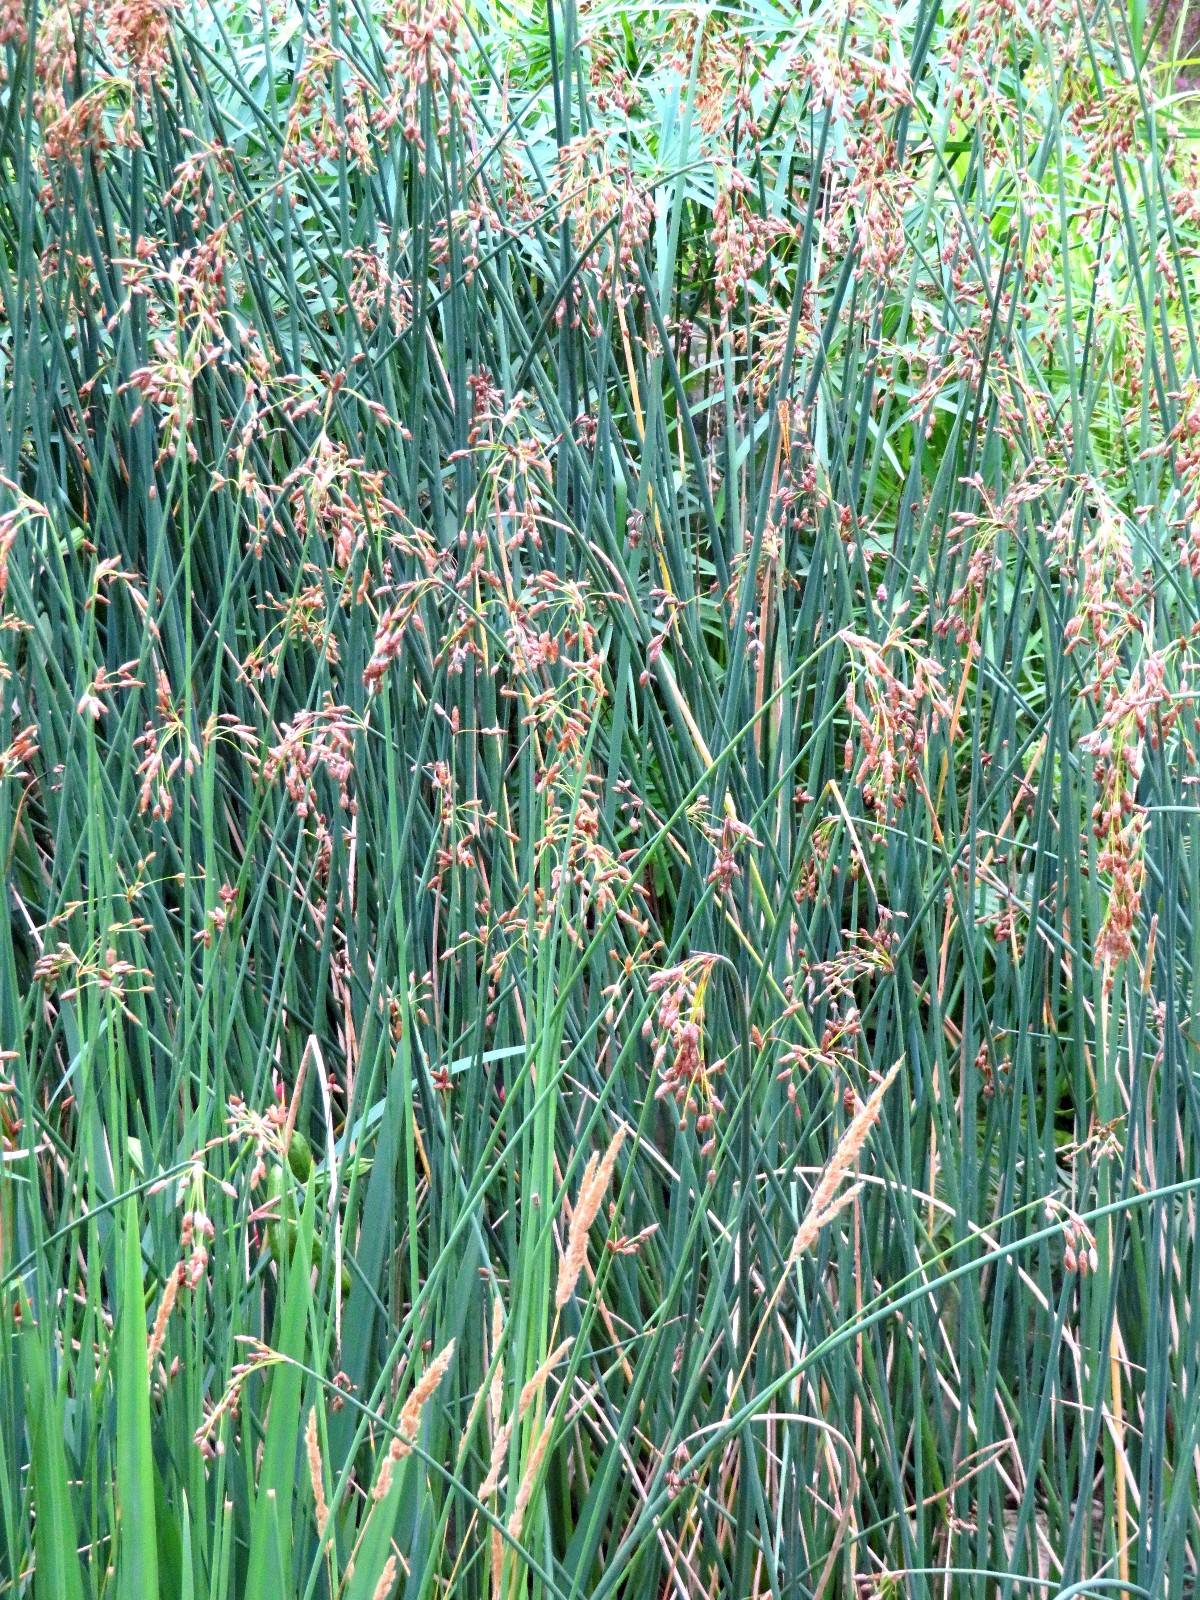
[
  {"x1": 1046, "y1": 1200, "x2": 1100, "y2": 1277},
  {"x1": 0, "y1": 726, "x2": 37, "y2": 783},
  {"x1": 77, "y1": 660, "x2": 142, "y2": 722},
  {"x1": 347, "y1": 240, "x2": 415, "y2": 336},
  {"x1": 31, "y1": 3, "x2": 80, "y2": 140},
  {"x1": 841, "y1": 621, "x2": 950, "y2": 828},
  {"x1": 705, "y1": 811, "x2": 760, "y2": 900},
  {"x1": 644, "y1": 956, "x2": 724, "y2": 1166},
  {"x1": 1060, "y1": 492, "x2": 1189, "y2": 981},
  {"x1": 536, "y1": 775, "x2": 647, "y2": 947},
  {"x1": 364, "y1": 581, "x2": 435, "y2": 693},
  {"x1": 0, "y1": 0, "x2": 25, "y2": 48},
  {"x1": 287, "y1": 434, "x2": 403, "y2": 575},
  {"x1": 134, "y1": 670, "x2": 205, "y2": 825},
  {"x1": 261, "y1": 700, "x2": 359, "y2": 820},
  {"x1": 712, "y1": 169, "x2": 778, "y2": 310},
  {"x1": 382, "y1": 0, "x2": 472, "y2": 139},
  {"x1": 32, "y1": 919, "x2": 153, "y2": 1016},
  {"x1": 1062, "y1": 497, "x2": 1145, "y2": 672},
  {"x1": 281, "y1": 44, "x2": 367, "y2": 168},
  {"x1": 1081, "y1": 650, "x2": 1184, "y2": 976},
  {"x1": 942, "y1": 471, "x2": 1055, "y2": 651},
  {"x1": 124, "y1": 339, "x2": 202, "y2": 467},
  {"x1": 504, "y1": 576, "x2": 608, "y2": 755},
  {"x1": 556, "y1": 135, "x2": 656, "y2": 313},
  {"x1": 106, "y1": 0, "x2": 182, "y2": 97},
  {"x1": 180, "y1": 1206, "x2": 217, "y2": 1290}
]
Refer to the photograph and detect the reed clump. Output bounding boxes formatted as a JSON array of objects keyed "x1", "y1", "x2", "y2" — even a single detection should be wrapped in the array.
[{"x1": 0, "y1": 0, "x2": 1196, "y2": 1593}]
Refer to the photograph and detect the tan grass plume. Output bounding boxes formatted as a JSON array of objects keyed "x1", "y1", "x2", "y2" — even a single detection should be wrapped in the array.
[
  {"x1": 789, "y1": 1059, "x2": 901, "y2": 1264},
  {"x1": 373, "y1": 1337, "x2": 456, "y2": 1501},
  {"x1": 508, "y1": 1420, "x2": 553, "y2": 1543},
  {"x1": 372, "y1": 1554, "x2": 398, "y2": 1600},
  {"x1": 478, "y1": 1338, "x2": 572, "y2": 1500},
  {"x1": 396, "y1": 1337, "x2": 456, "y2": 1456},
  {"x1": 305, "y1": 1406, "x2": 329, "y2": 1535},
  {"x1": 555, "y1": 1127, "x2": 625, "y2": 1310},
  {"x1": 146, "y1": 1263, "x2": 180, "y2": 1373}
]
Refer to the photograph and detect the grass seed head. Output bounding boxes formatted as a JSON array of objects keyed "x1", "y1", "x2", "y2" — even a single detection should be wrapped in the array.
[{"x1": 555, "y1": 1128, "x2": 625, "y2": 1309}]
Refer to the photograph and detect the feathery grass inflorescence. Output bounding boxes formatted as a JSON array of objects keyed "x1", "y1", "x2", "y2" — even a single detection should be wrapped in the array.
[
  {"x1": 790, "y1": 1060, "x2": 902, "y2": 1263},
  {"x1": 555, "y1": 1130, "x2": 626, "y2": 1310}
]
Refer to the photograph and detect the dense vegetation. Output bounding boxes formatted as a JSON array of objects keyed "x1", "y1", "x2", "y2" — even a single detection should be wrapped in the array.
[{"x1": 0, "y1": 0, "x2": 1198, "y2": 1593}]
